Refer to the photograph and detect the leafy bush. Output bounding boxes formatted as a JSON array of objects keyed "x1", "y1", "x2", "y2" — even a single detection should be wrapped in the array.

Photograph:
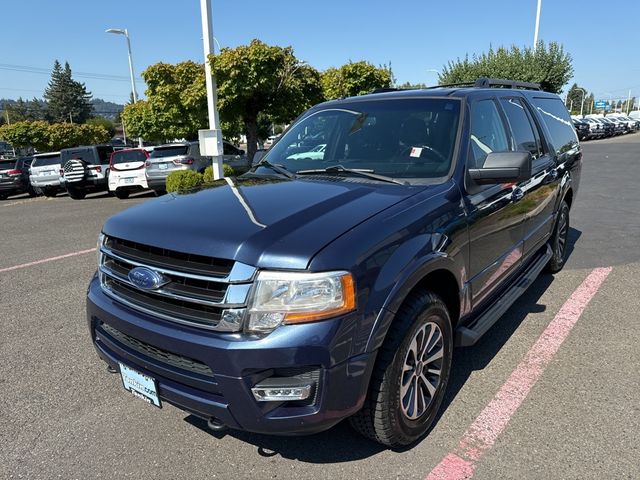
[
  {"x1": 203, "y1": 164, "x2": 235, "y2": 182},
  {"x1": 166, "y1": 170, "x2": 204, "y2": 193},
  {"x1": 0, "y1": 120, "x2": 111, "y2": 151}
]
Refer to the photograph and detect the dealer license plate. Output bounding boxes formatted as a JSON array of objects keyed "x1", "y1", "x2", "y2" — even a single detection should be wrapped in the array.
[
  {"x1": 124, "y1": 177, "x2": 135, "y2": 184},
  {"x1": 119, "y1": 363, "x2": 161, "y2": 408},
  {"x1": 158, "y1": 163, "x2": 168, "y2": 170}
]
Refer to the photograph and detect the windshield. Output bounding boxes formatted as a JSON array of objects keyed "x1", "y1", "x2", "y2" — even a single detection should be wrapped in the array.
[
  {"x1": 32, "y1": 154, "x2": 61, "y2": 167},
  {"x1": 111, "y1": 149, "x2": 147, "y2": 164},
  {"x1": 151, "y1": 145, "x2": 189, "y2": 158},
  {"x1": 262, "y1": 98, "x2": 461, "y2": 180}
]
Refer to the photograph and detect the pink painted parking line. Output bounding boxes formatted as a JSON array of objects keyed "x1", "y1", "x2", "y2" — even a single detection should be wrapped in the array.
[
  {"x1": 0, "y1": 248, "x2": 97, "y2": 273},
  {"x1": 426, "y1": 266, "x2": 613, "y2": 480}
]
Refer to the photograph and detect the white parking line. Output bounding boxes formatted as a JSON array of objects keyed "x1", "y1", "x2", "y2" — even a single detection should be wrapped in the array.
[{"x1": 0, "y1": 248, "x2": 97, "y2": 273}]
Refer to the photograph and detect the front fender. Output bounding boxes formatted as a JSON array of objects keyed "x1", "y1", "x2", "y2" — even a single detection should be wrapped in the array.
[{"x1": 365, "y1": 252, "x2": 464, "y2": 353}]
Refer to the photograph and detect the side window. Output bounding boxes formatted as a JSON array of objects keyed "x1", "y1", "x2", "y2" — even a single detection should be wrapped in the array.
[
  {"x1": 500, "y1": 98, "x2": 541, "y2": 159},
  {"x1": 530, "y1": 97, "x2": 578, "y2": 155},
  {"x1": 468, "y1": 99, "x2": 509, "y2": 169},
  {"x1": 223, "y1": 143, "x2": 238, "y2": 155}
]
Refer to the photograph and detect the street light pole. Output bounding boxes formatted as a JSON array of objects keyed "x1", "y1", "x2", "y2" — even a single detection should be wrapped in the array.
[
  {"x1": 577, "y1": 88, "x2": 587, "y2": 117},
  {"x1": 198, "y1": 0, "x2": 224, "y2": 180},
  {"x1": 106, "y1": 28, "x2": 142, "y2": 147},
  {"x1": 533, "y1": 0, "x2": 542, "y2": 50}
]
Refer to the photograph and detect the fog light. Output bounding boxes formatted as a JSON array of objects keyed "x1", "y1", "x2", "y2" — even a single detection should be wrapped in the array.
[{"x1": 251, "y1": 384, "x2": 312, "y2": 402}]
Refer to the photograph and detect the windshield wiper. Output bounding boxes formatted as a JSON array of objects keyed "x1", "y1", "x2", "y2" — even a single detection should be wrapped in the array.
[
  {"x1": 296, "y1": 165, "x2": 406, "y2": 185},
  {"x1": 254, "y1": 159, "x2": 295, "y2": 179}
]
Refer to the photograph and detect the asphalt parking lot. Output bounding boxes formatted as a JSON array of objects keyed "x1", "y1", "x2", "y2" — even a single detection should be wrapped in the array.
[{"x1": 1, "y1": 135, "x2": 639, "y2": 479}]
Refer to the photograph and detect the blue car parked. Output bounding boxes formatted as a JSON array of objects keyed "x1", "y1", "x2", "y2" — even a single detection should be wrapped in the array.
[{"x1": 88, "y1": 78, "x2": 581, "y2": 447}]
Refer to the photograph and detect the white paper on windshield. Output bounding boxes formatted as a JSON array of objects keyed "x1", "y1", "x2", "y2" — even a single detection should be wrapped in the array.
[{"x1": 410, "y1": 147, "x2": 423, "y2": 158}]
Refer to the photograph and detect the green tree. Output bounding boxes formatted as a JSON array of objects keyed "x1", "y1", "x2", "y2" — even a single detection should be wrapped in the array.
[
  {"x1": 0, "y1": 121, "x2": 110, "y2": 152},
  {"x1": 321, "y1": 61, "x2": 393, "y2": 100},
  {"x1": 566, "y1": 83, "x2": 592, "y2": 115},
  {"x1": 439, "y1": 41, "x2": 573, "y2": 93},
  {"x1": 44, "y1": 60, "x2": 93, "y2": 123},
  {"x1": 121, "y1": 61, "x2": 207, "y2": 142},
  {"x1": 0, "y1": 121, "x2": 50, "y2": 151},
  {"x1": 209, "y1": 39, "x2": 323, "y2": 161},
  {"x1": 86, "y1": 116, "x2": 116, "y2": 138}
]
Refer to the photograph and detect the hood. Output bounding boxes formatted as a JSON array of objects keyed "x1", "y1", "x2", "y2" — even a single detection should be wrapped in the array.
[{"x1": 103, "y1": 177, "x2": 422, "y2": 269}]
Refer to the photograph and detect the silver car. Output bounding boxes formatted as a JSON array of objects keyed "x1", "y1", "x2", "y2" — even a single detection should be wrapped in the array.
[
  {"x1": 29, "y1": 151, "x2": 62, "y2": 197},
  {"x1": 145, "y1": 142, "x2": 208, "y2": 194}
]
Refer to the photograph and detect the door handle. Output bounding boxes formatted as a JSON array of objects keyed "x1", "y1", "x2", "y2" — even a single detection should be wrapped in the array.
[{"x1": 511, "y1": 186, "x2": 524, "y2": 203}]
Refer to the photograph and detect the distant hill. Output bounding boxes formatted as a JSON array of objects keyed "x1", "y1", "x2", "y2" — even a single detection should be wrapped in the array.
[
  {"x1": 0, "y1": 98, "x2": 125, "y2": 121},
  {"x1": 90, "y1": 99, "x2": 125, "y2": 120}
]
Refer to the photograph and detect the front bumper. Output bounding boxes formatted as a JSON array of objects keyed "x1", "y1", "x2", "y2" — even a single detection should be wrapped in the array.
[{"x1": 87, "y1": 275, "x2": 375, "y2": 435}]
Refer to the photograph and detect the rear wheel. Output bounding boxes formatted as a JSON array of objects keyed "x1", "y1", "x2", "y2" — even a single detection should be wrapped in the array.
[
  {"x1": 349, "y1": 291, "x2": 453, "y2": 447},
  {"x1": 545, "y1": 200, "x2": 570, "y2": 273},
  {"x1": 66, "y1": 187, "x2": 86, "y2": 200},
  {"x1": 115, "y1": 189, "x2": 130, "y2": 199},
  {"x1": 152, "y1": 188, "x2": 166, "y2": 197},
  {"x1": 42, "y1": 188, "x2": 57, "y2": 198},
  {"x1": 0, "y1": 193, "x2": 8, "y2": 200}
]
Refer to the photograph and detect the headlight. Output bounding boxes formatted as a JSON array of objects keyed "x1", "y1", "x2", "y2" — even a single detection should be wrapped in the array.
[
  {"x1": 97, "y1": 232, "x2": 105, "y2": 265},
  {"x1": 246, "y1": 270, "x2": 356, "y2": 332}
]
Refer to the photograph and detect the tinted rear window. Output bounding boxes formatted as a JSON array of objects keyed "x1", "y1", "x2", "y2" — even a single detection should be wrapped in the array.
[
  {"x1": 111, "y1": 150, "x2": 147, "y2": 164},
  {"x1": 32, "y1": 154, "x2": 61, "y2": 167},
  {"x1": 150, "y1": 145, "x2": 189, "y2": 158},
  {"x1": 0, "y1": 159, "x2": 16, "y2": 170},
  {"x1": 531, "y1": 97, "x2": 578, "y2": 154},
  {"x1": 61, "y1": 148, "x2": 98, "y2": 165}
]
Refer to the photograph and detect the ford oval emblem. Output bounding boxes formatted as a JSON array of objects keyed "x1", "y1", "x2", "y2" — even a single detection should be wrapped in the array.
[{"x1": 128, "y1": 267, "x2": 170, "y2": 290}]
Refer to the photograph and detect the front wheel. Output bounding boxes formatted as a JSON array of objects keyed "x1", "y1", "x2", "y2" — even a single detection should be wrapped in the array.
[
  {"x1": 545, "y1": 200, "x2": 570, "y2": 273},
  {"x1": 349, "y1": 291, "x2": 453, "y2": 447}
]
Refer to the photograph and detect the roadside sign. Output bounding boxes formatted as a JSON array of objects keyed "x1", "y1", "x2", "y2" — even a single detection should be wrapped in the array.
[{"x1": 595, "y1": 101, "x2": 607, "y2": 109}]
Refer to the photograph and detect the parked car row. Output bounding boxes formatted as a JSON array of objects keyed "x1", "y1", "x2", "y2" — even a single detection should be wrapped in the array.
[
  {"x1": 571, "y1": 114, "x2": 640, "y2": 140},
  {"x1": 0, "y1": 140, "x2": 248, "y2": 201}
]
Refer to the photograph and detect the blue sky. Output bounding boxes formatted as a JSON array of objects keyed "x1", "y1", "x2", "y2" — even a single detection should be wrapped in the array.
[{"x1": 1, "y1": 0, "x2": 639, "y2": 105}]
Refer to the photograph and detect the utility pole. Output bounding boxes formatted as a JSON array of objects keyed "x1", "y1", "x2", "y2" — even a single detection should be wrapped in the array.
[
  {"x1": 626, "y1": 90, "x2": 631, "y2": 114},
  {"x1": 533, "y1": 0, "x2": 542, "y2": 50},
  {"x1": 4, "y1": 109, "x2": 9, "y2": 125},
  {"x1": 198, "y1": 0, "x2": 225, "y2": 179}
]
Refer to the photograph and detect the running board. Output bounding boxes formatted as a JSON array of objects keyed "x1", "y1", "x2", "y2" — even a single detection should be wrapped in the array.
[{"x1": 455, "y1": 244, "x2": 553, "y2": 347}]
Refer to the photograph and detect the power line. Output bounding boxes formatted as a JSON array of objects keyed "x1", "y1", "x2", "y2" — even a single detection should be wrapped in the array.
[
  {"x1": 0, "y1": 86, "x2": 130, "y2": 100},
  {"x1": 0, "y1": 63, "x2": 144, "y2": 84}
]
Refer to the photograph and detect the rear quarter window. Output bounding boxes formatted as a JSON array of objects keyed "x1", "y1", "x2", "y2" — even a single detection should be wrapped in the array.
[{"x1": 531, "y1": 97, "x2": 578, "y2": 154}]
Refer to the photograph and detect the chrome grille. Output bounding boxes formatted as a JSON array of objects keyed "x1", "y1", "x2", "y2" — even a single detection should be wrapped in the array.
[{"x1": 99, "y1": 235, "x2": 256, "y2": 331}]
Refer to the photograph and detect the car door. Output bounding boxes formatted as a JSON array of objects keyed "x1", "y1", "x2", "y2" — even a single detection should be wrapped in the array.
[
  {"x1": 499, "y1": 96, "x2": 561, "y2": 261},
  {"x1": 463, "y1": 98, "x2": 528, "y2": 307}
]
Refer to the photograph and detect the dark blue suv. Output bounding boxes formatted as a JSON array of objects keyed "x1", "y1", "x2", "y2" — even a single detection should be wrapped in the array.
[{"x1": 87, "y1": 78, "x2": 580, "y2": 447}]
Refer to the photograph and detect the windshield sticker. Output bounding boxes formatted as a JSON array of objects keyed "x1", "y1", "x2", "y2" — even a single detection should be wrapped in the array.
[{"x1": 410, "y1": 147, "x2": 423, "y2": 158}]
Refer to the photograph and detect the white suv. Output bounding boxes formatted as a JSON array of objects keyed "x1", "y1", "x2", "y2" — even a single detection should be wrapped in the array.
[{"x1": 29, "y1": 151, "x2": 62, "y2": 197}]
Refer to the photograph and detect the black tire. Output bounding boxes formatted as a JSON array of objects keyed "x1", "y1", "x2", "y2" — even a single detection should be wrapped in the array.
[
  {"x1": 42, "y1": 188, "x2": 57, "y2": 198},
  {"x1": 27, "y1": 184, "x2": 38, "y2": 197},
  {"x1": 0, "y1": 193, "x2": 8, "y2": 200},
  {"x1": 349, "y1": 291, "x2": 453, "y2": 447},
  {"x1": 115, "y1": 189, "x2": 130, "y2": 199},
  {"x1": 152, "y1": 188, "x2": 166, "y2": 197},
  {"x1": 545, "y1": 200, "x2": 570, "y2": 273},
  {"x1": 67, "y1": 187, "x2": 86, "y2": 200}
]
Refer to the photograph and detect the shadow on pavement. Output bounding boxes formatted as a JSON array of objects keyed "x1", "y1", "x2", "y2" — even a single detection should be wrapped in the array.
[{"x1": 184, "y1": 229, "x2": 583, "y2": 463}]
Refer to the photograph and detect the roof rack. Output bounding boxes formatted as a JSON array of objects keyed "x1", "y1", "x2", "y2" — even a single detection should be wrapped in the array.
[
  {"x1": 424, "y1": 78, "x2": 541, "y2": 91},
  {"x1": 473, "y1": 77, "x2": 541, "y2": 90}
]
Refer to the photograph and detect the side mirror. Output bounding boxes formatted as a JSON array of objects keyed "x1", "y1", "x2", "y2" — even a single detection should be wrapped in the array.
[
  {"x1": 252, "y1": 150, "x2": 266, "y2": 166},
  {"x1": 469, "y1": 151, "x2": 532, "y2": 185}
]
